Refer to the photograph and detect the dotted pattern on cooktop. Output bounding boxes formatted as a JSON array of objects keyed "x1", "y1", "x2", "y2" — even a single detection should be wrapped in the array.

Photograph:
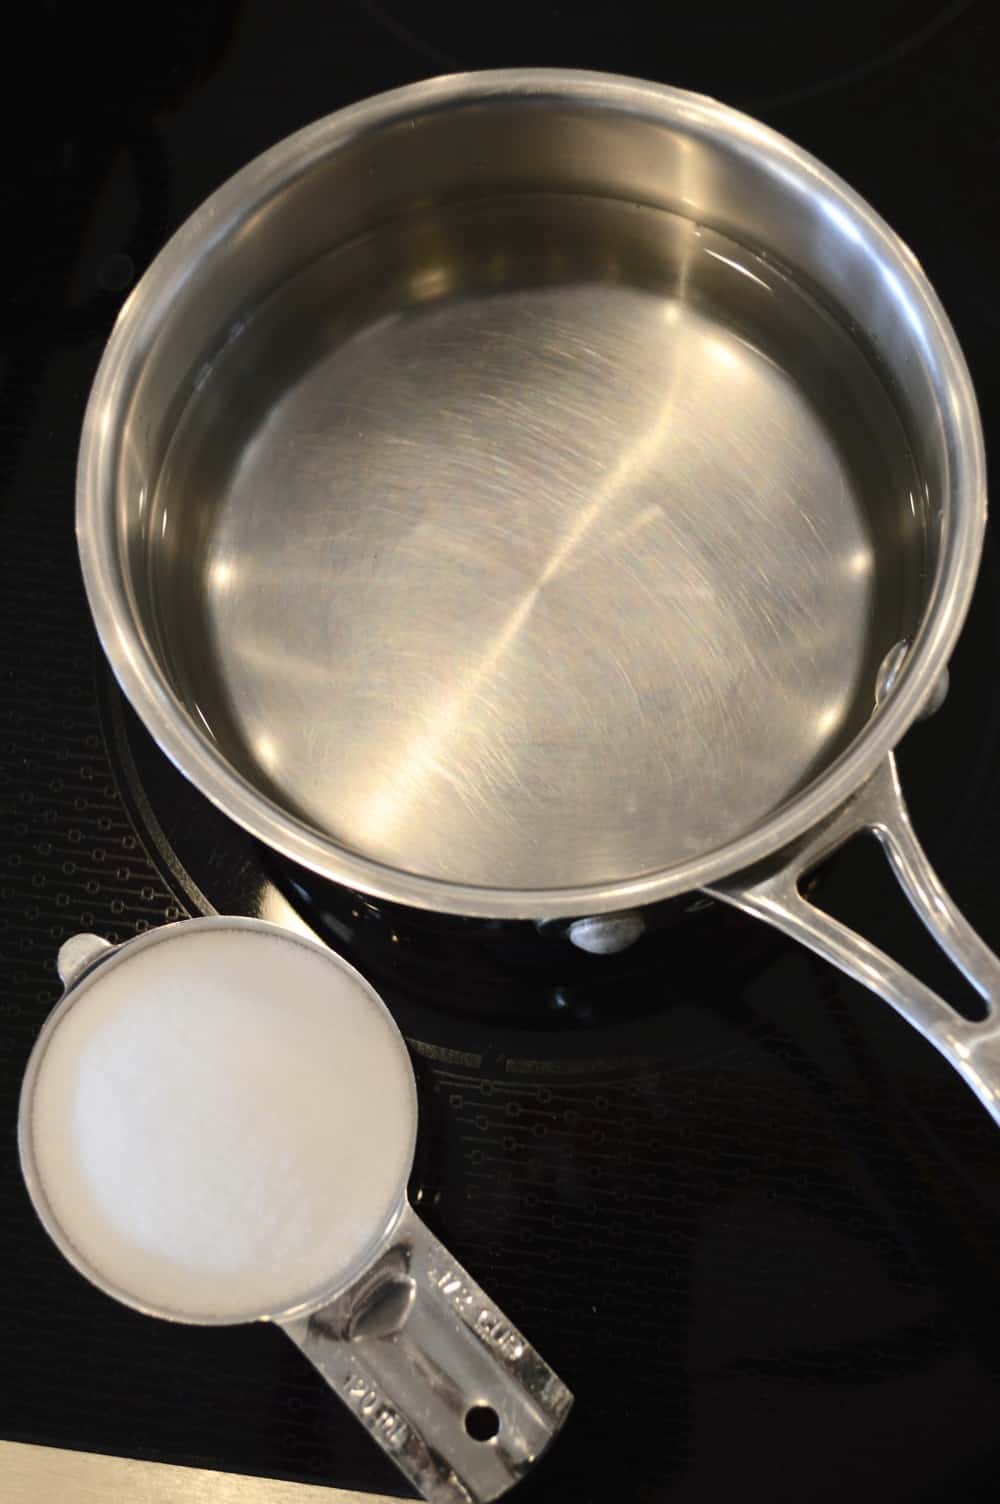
[
  {"x1": 6, "y1": 2, "x2": 1000, "y2": 1499},
  {"x1": 5, "y1": 491, "x2": 1000, "y2": 1504},
  {"x1": 0, "y1": 341, "x2": 402, "y2": 1495}
]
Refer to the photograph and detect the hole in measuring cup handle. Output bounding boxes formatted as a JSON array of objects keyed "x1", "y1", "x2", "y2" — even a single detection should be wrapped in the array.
[{"x1": 466, "y1": 1405, "x2": 501, "y2": 1442}]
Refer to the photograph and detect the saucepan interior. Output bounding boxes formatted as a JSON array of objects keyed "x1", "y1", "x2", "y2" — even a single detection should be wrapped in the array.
[{"x1": 82, "y1": 71, "x2": 981, "y2": 915}]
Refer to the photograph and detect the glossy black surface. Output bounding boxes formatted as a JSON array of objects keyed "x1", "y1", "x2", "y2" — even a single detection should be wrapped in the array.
[{"x1": 4, "y1": 6, "x2": 1000, "y2": 1500}]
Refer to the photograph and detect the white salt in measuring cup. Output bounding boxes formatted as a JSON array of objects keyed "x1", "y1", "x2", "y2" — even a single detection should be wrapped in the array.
[{"x1": 18, "y1": 916, "x2": 572, "y2": 1503}]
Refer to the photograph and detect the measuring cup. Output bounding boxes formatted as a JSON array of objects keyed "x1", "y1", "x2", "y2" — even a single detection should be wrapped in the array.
[{"x1": 17, "y1": 917, "x2": 572, "y2": 1503}]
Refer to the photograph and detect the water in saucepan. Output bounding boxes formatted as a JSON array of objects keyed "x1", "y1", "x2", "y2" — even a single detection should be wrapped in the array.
[{"x1": 146, "y1": 194, "x2": 926, "y2": 889}]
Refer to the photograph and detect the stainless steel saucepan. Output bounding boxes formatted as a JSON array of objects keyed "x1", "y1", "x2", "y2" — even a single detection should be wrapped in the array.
[{"x1": 78, "y1": 71, "x2": 1000, "y2": 1117}]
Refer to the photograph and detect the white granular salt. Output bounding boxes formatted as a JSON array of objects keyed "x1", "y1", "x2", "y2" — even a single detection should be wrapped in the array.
[{"x1": 27, "y1": 925, "x2": 416, "y2": 1321}]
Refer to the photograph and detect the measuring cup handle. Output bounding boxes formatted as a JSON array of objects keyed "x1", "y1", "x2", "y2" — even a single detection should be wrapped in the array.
[
  {"x1": 707, "y1": 752, "x2": 1000, "y2": 1123},
  {"x1": 281, "y1": 1202, "x2": 572, "y2": 1504}
]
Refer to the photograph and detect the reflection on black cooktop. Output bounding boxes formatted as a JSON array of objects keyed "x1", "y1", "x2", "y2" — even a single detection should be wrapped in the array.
[
  {"x1": 5, "y1": 3, "x2": 1000, "y2": 1501},
  {"x1": 359, "y1": 0, "x2": 979, "y2": 108}
]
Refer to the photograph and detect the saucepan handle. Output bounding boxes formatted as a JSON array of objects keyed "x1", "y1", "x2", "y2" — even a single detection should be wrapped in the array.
[{"x1": 706, "y1": 753, "x2": 1000, "y2": 1123}]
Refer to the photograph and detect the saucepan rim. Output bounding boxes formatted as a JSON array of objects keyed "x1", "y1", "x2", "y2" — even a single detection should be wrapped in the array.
[{"x1": 76, "y1": 68, "x2": 986, "y2": 918}]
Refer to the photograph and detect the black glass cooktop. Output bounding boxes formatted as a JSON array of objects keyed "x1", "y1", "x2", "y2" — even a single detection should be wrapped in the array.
[{"x1": 4, "y1": 5, "x2": 1000, "y2": 1501}]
